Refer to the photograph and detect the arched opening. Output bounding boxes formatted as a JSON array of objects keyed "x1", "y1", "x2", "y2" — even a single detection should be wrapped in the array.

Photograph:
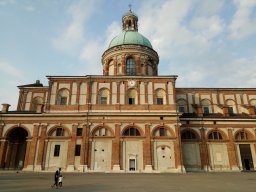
[
  {"x1": 126, "y1": 58, "x2": 136, "y2": 75},
  {"x1": 57, "y1": 88, "x2": 69, "y2": 105},
  {"x1": 201, "y1": 99, "x2": 212, "y2": 115},
  {"x1": 98, "y1": 88, "x2": 110, "y2": 105},
  {"x1": 4, "y1": 128, "x2": 28, "y2": 169},
  {"x1": 155, "y1": 89, "x2": 165, "y2": 105},
  {"x1": 127, "y1": 89, "x2": 137, "y2": 105},
  {"x1": 123, "y1": 127, "x2": 140, "y2": 136},
  {"x1": 31, "y1": 96, "x2": 43, "y2": 111}
]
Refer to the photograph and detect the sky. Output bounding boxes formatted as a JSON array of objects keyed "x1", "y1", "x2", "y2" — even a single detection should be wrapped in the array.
[{"x1": 0, "y1": 0, "x2": 256, "y2": 110}]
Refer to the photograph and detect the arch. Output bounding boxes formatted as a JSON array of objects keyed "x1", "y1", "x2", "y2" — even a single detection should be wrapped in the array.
[
  {"x1": 126, "y1": 88, "x2": 138, "y2": 105},
  {"x1": 31, "y1": 96, "x2": 43, "y2": 111},
  {"x1": 181, "y1": 128, "x2": 200, "y2": 140},
  {"x1": 91, "y1": 125, "x2": 114, "y2": 137},
  {"x1": 152, "y1": 125, "x2": 175, "y2": 137},
  {"x1": 122, "y1": 125, "x2": 144, "y2": 137},
  {"x1": 177, "y1": 99, "x2": 188, "y2": 113},
  {"x1": 4, "y1": 125, "x2": 31, "y2": 138},
  {"x1": 47, "y1": 125, "x2": 71, "y2": 137},
  {"x1": 57, "y1": 88, "x2": 69, "y2": 105},
  {"x1": 98, "y1": 88, "x2": 110, "y2": 105},
  {"x1": 207, "y1": 129, "x2": 227, "y2": 140},
  {"x1": 155, "y1": 88, "x2": 166, "y2": 105},
  {"x1": 4, "y1": 127, "x2": 29, "y2": 169},
  {"x1": 126, "y1": 57, "x2": 136, "y2": 75},
  {"x1": 234, "y1": 129, "x2": 254, "y2": 141}
]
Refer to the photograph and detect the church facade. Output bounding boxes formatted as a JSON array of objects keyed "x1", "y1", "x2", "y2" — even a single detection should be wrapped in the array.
[{"x1": 0, "y1": 9, "x2": 256, "y2": 173}]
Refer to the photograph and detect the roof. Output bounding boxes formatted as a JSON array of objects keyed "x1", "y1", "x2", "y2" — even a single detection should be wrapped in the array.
[
  {"x1": 108, "y1": 31, "x2": 153, "y2": 49},
  {"x1": 18, "y1": 80, "x2": 43, "y2": 88}
]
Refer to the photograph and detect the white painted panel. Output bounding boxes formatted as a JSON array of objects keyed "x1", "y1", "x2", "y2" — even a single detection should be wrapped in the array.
[
  {"x1": 59, "y1": 83, "x2": 70, "y2": 90},
  {"x1": 195, "y1": 93, "x2": 199, "y2": 104},
  {"x1": 212, "y1": 94, "x2": 217, "y2": 104},
  {"x1": 148, "y1": 82, "x2": 153, "y2": 104},
  {"x1": 140, "y1": 82, "x2": 145, "y2": 104},
  {"x1": 98, "y1": 83, "x2": 110, "y2": 90},
  {"x1": 120, "y1": 83, "x2": 125, "y2": 104}
]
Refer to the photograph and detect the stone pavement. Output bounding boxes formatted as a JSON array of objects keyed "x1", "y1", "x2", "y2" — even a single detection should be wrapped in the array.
[{"x1": 0, "y1": 171, "x2": 256, "y2": 192}]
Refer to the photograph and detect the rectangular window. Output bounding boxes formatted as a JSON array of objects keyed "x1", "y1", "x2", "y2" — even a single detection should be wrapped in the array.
[
  {"x1": 100, "y1": 97, "x2": 107, "y2": 105},
  {"x1": 60, "y1": 97, "x2": 67, "y2": 105},
  {"x1": 179, "y1": 106, "x2": 185, "y2": 113},
  {"x1": 54, "y1": 145, "x2": 60, "y2": 157},
  {"x1": 156, "y1": 98, "x2": 163, "y2": 105},
  {"x1": 76, "y1": 128, "x2": 83, "y2": 136},
  {"x1": 228, "y1": 106, "x2": 234, "y2": 114},
  {"x1": 56, "y1": 128, "x2": 64, "y2": 136},
  {"x1": 75, "y1": 145, "x2": 81, "y2": 156},
  {"x1": 159, "y1": 128, "x2": 166, "y2": 136},
  {"x1": 203, "y1": 107, "x2": 209, "y2": 114},
  {"x1": 128, "y1": 98, "x2": 135, "y2": 105}
]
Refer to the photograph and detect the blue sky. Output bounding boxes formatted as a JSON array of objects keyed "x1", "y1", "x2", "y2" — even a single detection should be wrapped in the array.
[{"x1": 0, "y1": 0, "x2": 256, "y2": 109}]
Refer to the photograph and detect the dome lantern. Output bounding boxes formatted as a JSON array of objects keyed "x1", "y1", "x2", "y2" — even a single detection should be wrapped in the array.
[
  {"x1": 122, "y1": 7, "x2": 138, "y2": 32},
  {"x1": 102, "y1": 8, "x2": 159, "y2": 76}
]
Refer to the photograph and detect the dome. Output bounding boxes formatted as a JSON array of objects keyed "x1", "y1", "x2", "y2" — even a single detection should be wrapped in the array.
[{"x1": 108, "y1": 31, "x2": 153, "y2": 49}]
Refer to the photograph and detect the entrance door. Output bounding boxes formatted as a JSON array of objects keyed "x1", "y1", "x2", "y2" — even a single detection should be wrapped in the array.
[
  {"x1": 239, "y1": 144, "x2": 254, "y2": 171},
  {"x1": 4, "y1": 128, "x2": 28, "y2": 169},
  {"x1": 129, "y1": 159, "x2": 136, "y2": 171}
]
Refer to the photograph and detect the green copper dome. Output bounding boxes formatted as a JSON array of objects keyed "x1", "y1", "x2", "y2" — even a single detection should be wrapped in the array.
[{"x1": 108, "y1": 31, "x2": 153, "y2": 49}]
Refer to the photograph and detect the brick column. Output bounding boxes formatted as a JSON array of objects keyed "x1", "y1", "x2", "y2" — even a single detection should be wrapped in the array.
[
  {"x1": 143, "y1": 124, "x2": 152, "y2": 172},
  {"x1": 79, "y1": 124, "x2": 88, "y2": 171},
  {"x1": 35, "y1": 124, "x2": 47, "y2": 171},
  {"x1": 41, "y1": 139, "x2": 49, "y2": 170},
  {"x1": 76, "y1": 81, "x2": 81, "y2": 105},
  {"x1": 86, "y1": 81, "x2": 91, "y2": 104},
  {"x1": 227, "y1": 128, "x2": 239, "y2": 170},
  {"x1": 25, "y1": 124, "x2": 40, "y2": 170},
  {"x1": 0, "y1": 123, "x2": 4, "y2": 137},
  {"x1": 249, "y1": 106, "x2": 256, "y2": 115},
  {"x1": 112, "y1": 124, "x2": 121, "y2": 171},
  {"x1": 0, "y1": 123, "x2": 5, "y2": 168},
  {"x1": 117, "y1": 81, "x2": 121, "y2": 104},
  {"x1": 0, "y1": 139, "x2": 7, "y2": 168},
  {"x1": 114, "y1": 57, "x2": 117, "y2": 75},
  {"x1": 144, "y1": 82, "x2": 148, "y2": 104},
  {"x1": 66, "y1": 124, "x2": 77, "y2": 171},
  {"x1": 135, "y1": 56, "x2": 140, "y2": 75},
  {"x1": 199, "y1": 128, "x2": 210, "y2": 171},
  {"x1": 23, "y1": 139, "x2": 32, "y2": 168},
  {"x1": 174, "y1": 124, "x2": 184, "y2": 172},
  {"x1": 83, "y1": 124, "x2": 91, "y2": 170},
  {"x1": 122, "y1": 55, "x2": 125, "y2": 74}
]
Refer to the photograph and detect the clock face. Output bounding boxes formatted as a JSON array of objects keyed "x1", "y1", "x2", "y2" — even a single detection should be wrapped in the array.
[{"x1": 128, "y1": 80, "x2": 136, "y2": 87}]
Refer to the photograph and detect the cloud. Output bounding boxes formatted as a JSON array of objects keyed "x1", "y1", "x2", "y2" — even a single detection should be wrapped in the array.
[
  {"x1": 78, "y1": 21, "x2": 120, "y2": 75},
  {"x1": 52, "y1": 0, "x2": 97, "y2": 51},
  {"x1": 105, "y1": 21, "x2": 121, "y2": 48},
  {"x1": 0, "y1": 61, "x2": 23, "y2": 78},
  {"x1": 228, "y1": 0, "x2": 256, "y2": 39},
  {"x1": 24, "y1": 5, "x2": 35, "y2": 12},
  {"x1": 0, "y1": 0, "x2": 15, "y2": 6},
  {"x1": 79, "y1": 40, "x2": 102, "y2": 75},
  {"x1": 136, "y1": 0, "x2": 255, "y2": 88}
]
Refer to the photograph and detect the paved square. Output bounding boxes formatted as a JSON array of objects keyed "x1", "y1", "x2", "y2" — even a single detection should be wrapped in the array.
[{"x1": 0, "y1": 172, "x2": 256, "y2": 192}]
